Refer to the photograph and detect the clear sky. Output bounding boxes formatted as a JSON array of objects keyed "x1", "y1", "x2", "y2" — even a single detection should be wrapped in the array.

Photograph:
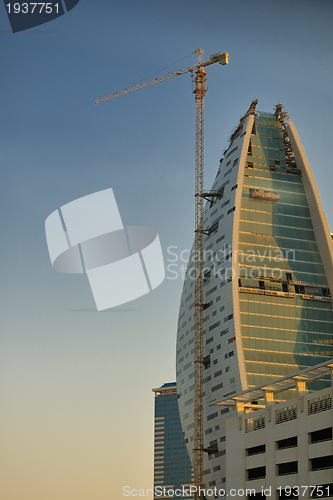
[{"x1": 1, "y1": 1, "x2": 333, "y2": 499}]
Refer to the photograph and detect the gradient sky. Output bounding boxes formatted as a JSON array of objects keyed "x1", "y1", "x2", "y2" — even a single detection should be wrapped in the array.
[{"x1": 1, "y1": 1, "x2": 333, "y2": 499}]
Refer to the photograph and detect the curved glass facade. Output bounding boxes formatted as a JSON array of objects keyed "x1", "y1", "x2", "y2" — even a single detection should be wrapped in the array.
[
  {"x1": 176, "y1": 104, "x2": 333, "y2": 492},
  {"x1": 239, "y1": 113, "x2": 333, "y2": 387}
]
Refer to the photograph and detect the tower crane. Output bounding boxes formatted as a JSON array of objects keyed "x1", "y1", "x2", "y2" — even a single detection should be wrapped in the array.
[{"x1": 95, "y1": 49, "x2": 229, "y2": 499}]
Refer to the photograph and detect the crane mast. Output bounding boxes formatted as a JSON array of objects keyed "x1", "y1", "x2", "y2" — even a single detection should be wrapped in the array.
[{"x1": 95, "y1": 50, "x2": 228, "y2": 500}]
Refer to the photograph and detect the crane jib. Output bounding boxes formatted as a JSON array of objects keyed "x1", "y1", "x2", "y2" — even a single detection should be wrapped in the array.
[{"x1": 94, "y1": 52, "x2": 228, "y2": 105}]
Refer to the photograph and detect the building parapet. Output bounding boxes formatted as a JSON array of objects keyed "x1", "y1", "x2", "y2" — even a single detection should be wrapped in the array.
[{"x1": 212, "y1": 359, "x2": 333, "y2": 429}]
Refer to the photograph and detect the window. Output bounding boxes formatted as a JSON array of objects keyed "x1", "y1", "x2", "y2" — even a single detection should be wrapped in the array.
[
  {"x1": 277, "y1": 436, "x2": 297, "y2": 450},
  {"x1": 246, "y1": 444, "x2": 265, "y2": 456},
  {"x1": 310, "y1": 456, "x2": 333, "y2": 471},
  {"x1": 227, "y1": 207, "x2": 236, "y2": 214},
  {"x1": 233, "y1": 158, "x2": 238, "y2": 167},
  {"x1": 277, "y1": 461, "x2": 298, "y2": 476},
  {"x1": 225, "y1": 351, "x2": 234, "y2": 359},
  {"x1": 231, "y1": 184, "x2": 238, "y2": 191},
  {"x1": 216, "y1": 235, "x2": 225, "y2": 244},
  {"x1": 212, "y1": 383, "x2": 223, "y2": 392},
  {"x1": 206, "y1": 286, "x2": 217, "y2": 297},
  {"x1": 228, "y1": 336, "x2": 236, "y2": 344},
  {"x1": 247, "y1": 466, "x2": 266, "y2": 481},
  {"x1": 310, "y1": 427, "x2": 332, "y2": 444}
]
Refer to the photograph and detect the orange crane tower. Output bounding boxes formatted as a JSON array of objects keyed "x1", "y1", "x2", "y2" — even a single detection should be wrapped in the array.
[{"x1": 95, "y1": 49, "x2": 229, "y2": 499}]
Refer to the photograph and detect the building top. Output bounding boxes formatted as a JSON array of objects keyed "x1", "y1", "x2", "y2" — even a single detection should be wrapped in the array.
[
  {"x1": 213, "y1": 359, "x2": 333, "y2": 408},
  {"x1": 152, "y1": 382, "x2": 177, "y2": 396}
]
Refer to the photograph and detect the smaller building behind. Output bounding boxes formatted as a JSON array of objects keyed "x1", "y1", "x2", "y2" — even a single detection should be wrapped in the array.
[{"x1": 153, "y1": 382, "x2": 194, "y2": 499}]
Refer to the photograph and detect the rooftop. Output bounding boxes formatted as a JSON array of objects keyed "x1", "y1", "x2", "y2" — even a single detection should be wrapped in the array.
[{"x1": 213, "y1": 359, "x2": 333, "y2": 410}]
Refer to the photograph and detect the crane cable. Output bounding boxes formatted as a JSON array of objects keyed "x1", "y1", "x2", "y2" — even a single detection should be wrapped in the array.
[{"x1": 125, "y1": 51, "x2": 197, "y2": 89}]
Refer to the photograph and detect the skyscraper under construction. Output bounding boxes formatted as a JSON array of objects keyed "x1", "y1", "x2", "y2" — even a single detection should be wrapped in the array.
[{"x1": 176, "y1": 101, "x2": 333, "y2": 492}]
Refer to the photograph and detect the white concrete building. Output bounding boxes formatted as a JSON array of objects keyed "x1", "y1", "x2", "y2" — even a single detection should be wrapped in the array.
[{"x1": 215, "y1": 360, "x2": 333, "y2": 499}]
